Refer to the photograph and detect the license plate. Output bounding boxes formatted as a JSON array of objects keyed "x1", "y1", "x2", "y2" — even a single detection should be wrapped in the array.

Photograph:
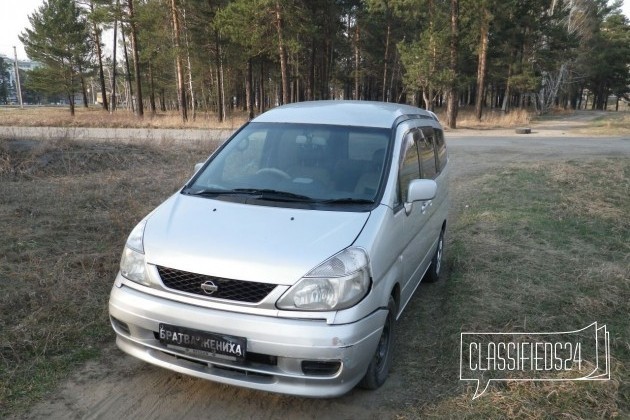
[{"x1": 158, "y1": 323, "x2": 247, "y2": 362}]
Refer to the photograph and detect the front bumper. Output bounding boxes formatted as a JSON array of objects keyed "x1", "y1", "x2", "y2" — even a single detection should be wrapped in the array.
[{"x1": 108, "y1": 280, "x2": 387, "y2": 397}]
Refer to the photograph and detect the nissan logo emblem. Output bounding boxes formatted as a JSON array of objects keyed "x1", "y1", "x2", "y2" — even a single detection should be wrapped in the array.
[{"x1": 200, "y1": 280, "x2": 219, "y2": 295}]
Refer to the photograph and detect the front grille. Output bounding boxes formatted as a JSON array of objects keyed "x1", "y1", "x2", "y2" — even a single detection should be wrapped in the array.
[{"x1": 156, "y1": 266, "x2": 277, "y2": 303}]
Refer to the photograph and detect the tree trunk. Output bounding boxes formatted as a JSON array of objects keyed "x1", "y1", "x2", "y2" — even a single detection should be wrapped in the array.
[
  {"x1": 274, "y1": 1, "x2": 289, "y2": 105},
  {"x1": 445, "y1": 0, "x2": 459, "y2": 128},
  {"x1": 246, "y1": 58, "x2": 254, "y2": 119},
  {"x1": 325, "y1": 36, "x2": 335, "y2": 99},
  {"x1": 69, "y1": 93, "x2": 75, "y2": 116},
  {"x1": 423, "y1": 89, "x2": 433, "y2": 110},
  {"x1": 80, "y1": 71, "x2": 89, "y2": 108},
  {"x1": 68, "y1": 70, "x2": 76, "y2": 116},
  {"x1": 354, "y1": 17, "x2": 360, "y2": 100},
  {"x1": 121, "y1": 23, "x2": 134, "y2": 112},
  {"x1": 382, "y1": 20, "x2": 391, "y2": 101},
  {"x1": 428, "y1": 0, "x2": 436, "y2": 112},
  {"x1": 294, "y1": 49, "x2": 300, "y2": 102},
  {"x1": 171, "y1": 0, "x2": 187, "y2": 122},
  {"x1": 259, "y1": 61, "x2": 265, "y2": 113},
  {"x1": 308, "y1": 41, "x2": 315, "y2": 101},
  {"x1": 110, "y1": 0, "x2": 119, "y2": 113},
  {"x1": 183, "y1": 6, "x2": 195, "y2": 120},
  {"x1": 390, "y1": 47, "x2": 399, "y2": 102},
  {"x1": 90, "y1": 0, "x2": 108, "y2": 111},
  {"x1": 501, "y1": 60, "x2": 513, "y2": 113},
  {"x1": 127, "y1": 0, "x2": 143, "y2": 117},
  {"x1": 475, "y1": 7, "x2": 490, "y2": 121},
  {"x1": 215, "y1": 30, "x2": 226, "y2": 122},
  {"x1": 148, "y1": 60, "x2": 156, "y2": 113}
]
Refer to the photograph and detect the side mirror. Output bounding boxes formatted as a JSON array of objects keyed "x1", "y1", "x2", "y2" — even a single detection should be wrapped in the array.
[
  {"x1": 407, "y1": 179, "x2": 437, "y2": 203},
  {"x1": 194, "y1": 162, "x2": 204, "y2": 174}
]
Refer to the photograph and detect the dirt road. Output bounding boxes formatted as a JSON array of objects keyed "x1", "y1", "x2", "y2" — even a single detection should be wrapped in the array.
[{"x1": 14, "y1": 115, "x2": 630, "y2": 420}]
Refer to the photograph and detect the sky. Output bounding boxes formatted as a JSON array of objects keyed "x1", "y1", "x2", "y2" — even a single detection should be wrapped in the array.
[
  {"x1": 0, "y1": 0, "x2": 44, "y2": 60},
  {"x1": 1, "y1": 0, "x2": 630, "y2": 61}
]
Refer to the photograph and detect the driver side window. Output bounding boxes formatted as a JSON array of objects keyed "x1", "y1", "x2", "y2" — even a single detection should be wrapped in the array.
[{"x1": 396, "y1": 130, "x2": 421, "y2": 206}]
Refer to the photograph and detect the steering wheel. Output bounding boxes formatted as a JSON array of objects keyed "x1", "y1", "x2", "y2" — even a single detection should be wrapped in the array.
[{"x1": 255, "y1": 167, "x2": 292, "y2": 180}]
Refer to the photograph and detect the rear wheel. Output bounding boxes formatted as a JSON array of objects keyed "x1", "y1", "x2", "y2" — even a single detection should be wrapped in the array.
[
  {"x1": 424, "y1": 229, "x2": 444, "y2": 283},
  {"x1": 359, "y1": 296, "x2": 396, "y2": 390}
]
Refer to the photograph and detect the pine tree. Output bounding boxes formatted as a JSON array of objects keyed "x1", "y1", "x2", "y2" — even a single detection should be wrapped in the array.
[
  {"x1": 20, "y1": 0, "x2": 91, "y2": 115},
  {"x1": 0, "y1": 56, "x2": 10, "y2": 104}
]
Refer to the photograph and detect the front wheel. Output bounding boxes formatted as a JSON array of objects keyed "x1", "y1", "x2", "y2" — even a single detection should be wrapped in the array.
[
  {"x1": 359, "y1": 296, "x2": 396, "y2": 390},
  {"x1": 424, "y1": 229, "x2": 444, "y2": 283}
]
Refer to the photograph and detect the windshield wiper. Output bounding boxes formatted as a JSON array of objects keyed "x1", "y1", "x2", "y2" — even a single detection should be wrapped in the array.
[
  {"x1": 184, "y1": 187, "x2": 242, "y2": 196},
  {"x1": 185, "y1": 187, "x2": 315, "y2": 202},
  {"x1": 232, "y1": 188, "x2": 315, "y2": 202},
  {"x1": 317, "y1": 198, "x2": 375, "y2": 205},
  {"x1": 185, "y1": 188, "x2": 373, "y2": 205}
]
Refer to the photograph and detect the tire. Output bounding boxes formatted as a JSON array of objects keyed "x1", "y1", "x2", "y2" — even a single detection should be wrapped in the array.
[
  {"x1": 424, "y1": 229, "x2": 444, "y2": 283},
  {"x1": 359, "y1": 296, "x2": 396, "y2": 390}
]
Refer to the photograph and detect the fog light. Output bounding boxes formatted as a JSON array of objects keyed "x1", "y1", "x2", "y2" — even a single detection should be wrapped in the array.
[
  {"x1": 301, "y1": 360, "x2": 342, "y2": 376},
  {"x1": 110, "y1": 316, "x2": 130, "y2": 335}
]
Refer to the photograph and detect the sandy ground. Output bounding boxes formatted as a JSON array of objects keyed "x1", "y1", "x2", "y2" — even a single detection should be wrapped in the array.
[{"x1": 8, "y1": 112, "x2": 630, "y2": 420}]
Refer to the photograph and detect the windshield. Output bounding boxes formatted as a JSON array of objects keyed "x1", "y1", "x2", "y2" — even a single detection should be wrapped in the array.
[{"x1": 187, "y1": 122, "x2": 391, "y2": 206}]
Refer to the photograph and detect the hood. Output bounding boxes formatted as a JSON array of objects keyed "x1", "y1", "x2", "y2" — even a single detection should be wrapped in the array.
[{"x1": 143, "y1": 194, "x2": 370, "y2": 285}]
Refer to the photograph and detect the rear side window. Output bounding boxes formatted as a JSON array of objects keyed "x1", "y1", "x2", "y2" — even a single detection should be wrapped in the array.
[
  {"x1": 417, "y1": 128, "x2": 437, "y2": 179},
  {"x1": 434, "y1": 129, "x2": 447, "y2": 171}
]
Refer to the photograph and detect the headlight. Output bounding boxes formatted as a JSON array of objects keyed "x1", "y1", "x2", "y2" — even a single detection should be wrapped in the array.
[
  {"x1": 120, "y1": 247, "x2": 147, "y2": 285},
  {"x1": 126, "y1": 219, "x2": 147, "y2": 253},
  {"x1": 119, "y1": 219, "x2": 148, "y2": 285},
  {"x1": 277, "y1": 248, "x2": 371, "y2": 311}
]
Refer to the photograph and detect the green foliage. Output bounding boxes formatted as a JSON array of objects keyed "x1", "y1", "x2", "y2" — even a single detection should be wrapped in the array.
[
  {"x1": 216, "y1": 0, "x2": 277, "y2": 58},
  {"x1": 583, "y1": 12, "x2": 630, "y2": 104},
  {"x1": 135, "y1": 2, "x2": 174, "y2": 89},
  {"x1": 23, "y1": 65, "x2": 65, "y2": 97},
  {"x1": 397, "y1": 0, "x2": 452, "y2": 106},
  {"x1": 14, "y1": 0, "x2": 630, "y2": 117},
  {"x1": 19, "y1": 0, "x2": 91, "y2": 113},
  {"x1": 0, "y1": 56, "x2": 10, "y2": 104},
  {"x1": 508, "y1": 70, "x2": 540, "y2": 93}
]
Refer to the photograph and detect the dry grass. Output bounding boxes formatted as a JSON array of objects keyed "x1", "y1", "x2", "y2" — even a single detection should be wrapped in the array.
[
  {"x1": 3, "y1": 105, "x2": 627, "y2": 135},
  {"x1": 0, "y1": 106, "x2": 248, "y2": 130},
  {"x1": 445, "y1": 108, "x2": 532, "y2": 129},
  {"x1": 549, "y1": 160, "x2": 629, "y2": 223},
  {"x1": 578, "y1": 112, "x2": 630, "y2": 136},
  {"x1": 1, "y1": 138, "x2": 628, "y2": 417},
  {"x1": 396, "y1": 159, "x2": 629, "y2": 418},
  {"x1": 1, "y1": 105, "x2": 535, "y2": 131},
  {"x1": 411, "y1": 373, "x2": 623, "y2": 419},
  {"x1": 0, "y1": 138, "x2": 217, "y2": 413}
]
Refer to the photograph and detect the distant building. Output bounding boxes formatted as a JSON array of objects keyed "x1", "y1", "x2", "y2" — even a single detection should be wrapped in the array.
[{"x1": 0, "y1": 54, "x2": 39, "y2": 104}]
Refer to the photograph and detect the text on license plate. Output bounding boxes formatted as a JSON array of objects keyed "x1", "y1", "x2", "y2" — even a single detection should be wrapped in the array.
[{"x1": 158, "y1": 323, "x2": 247, "y2": 362}]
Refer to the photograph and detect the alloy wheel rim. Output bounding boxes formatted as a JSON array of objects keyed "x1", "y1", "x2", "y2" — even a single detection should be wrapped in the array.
[{"x1": 435, "y1": 237, "x2": 443, "y2": 275}]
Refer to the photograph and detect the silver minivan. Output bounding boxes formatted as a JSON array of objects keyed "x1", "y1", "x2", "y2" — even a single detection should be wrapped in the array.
[{"x1": 109, "y1": 100, "x2": 448, "y2": 397}]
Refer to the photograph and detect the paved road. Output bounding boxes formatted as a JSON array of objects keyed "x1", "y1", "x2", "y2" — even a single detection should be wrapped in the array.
[
  {"x1": 447, "y1": 135, "x2": 630, "y2": 178},
  {"x1": 0, "y1": 125, "x2": 232, "y2": 146}
]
